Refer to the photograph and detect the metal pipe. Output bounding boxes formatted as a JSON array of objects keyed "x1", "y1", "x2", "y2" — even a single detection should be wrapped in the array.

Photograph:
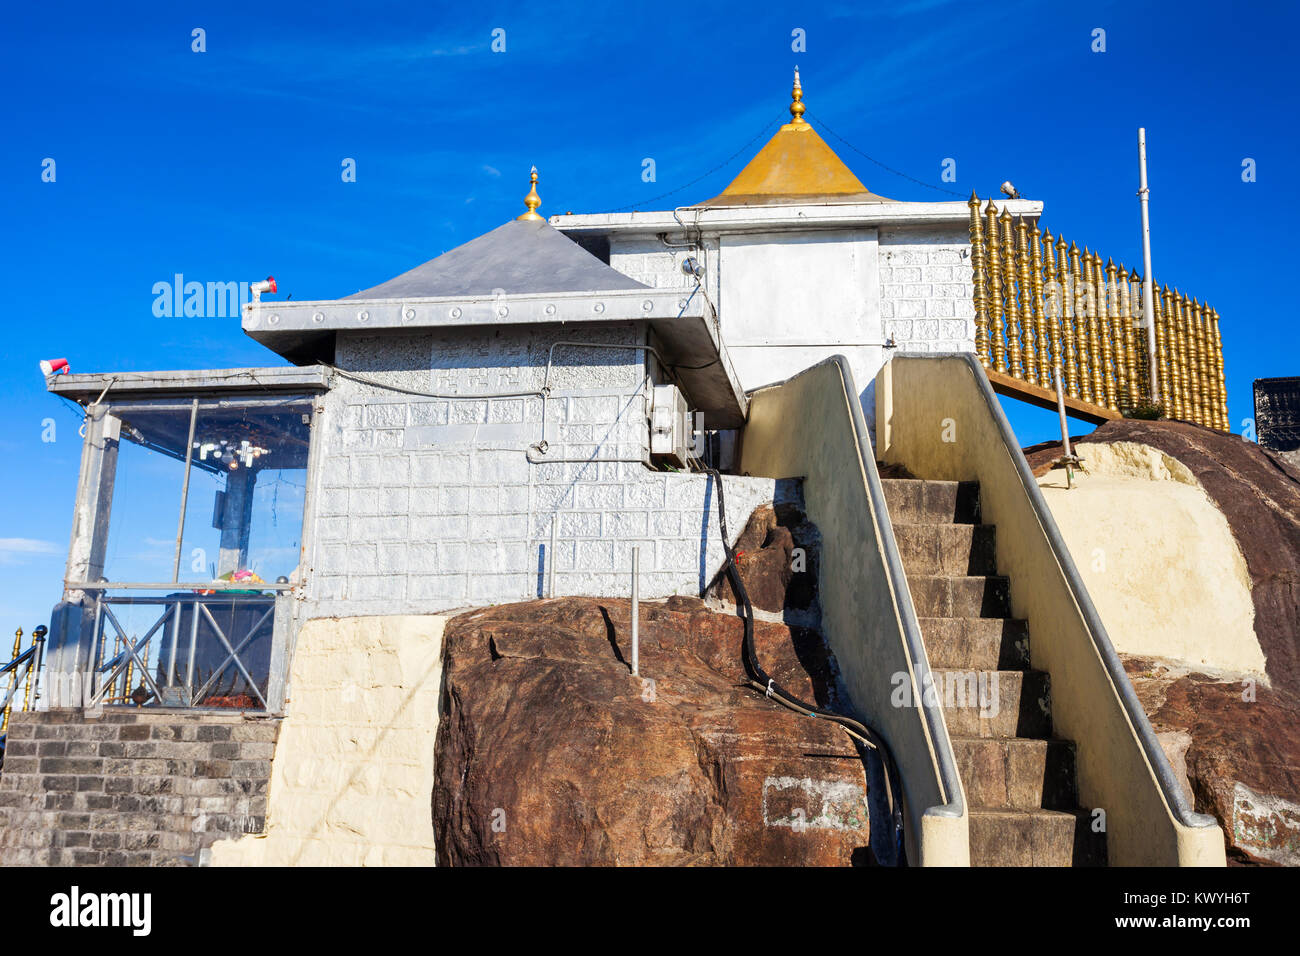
[
  {"x1": 171, "y1": 398, "x2": 199, "y2": 582},
  {"x1": 185, "y1": 598, "x2": 200, "y2": 702},
  {"x1": 1055, "y1": 367, "x2": 1077, "y2": 489},
  {"x1": 91, "y1": 594, "x2": 104, "y2": 700},
  {"x1": 548, "y1": 519, "x2": 557, "y2": 599},
  {"x1": 1138, "y1": 128, "x2": 1160, "y2": 403},
  {"x1": 31, "y1": 629, "x2": 46, "y2": 711},
  {"x1": 167, "y1": 601, "x2": 180, "y2": 689},
  {"x1": 630, "y1": 547, "x2": 640, "y2": 678},
  {"x1": 1055, "y1": 368, "x2": 1073, "y2": 460}
]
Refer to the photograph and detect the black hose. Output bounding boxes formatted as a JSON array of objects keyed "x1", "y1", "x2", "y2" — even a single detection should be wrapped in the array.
[{"x1": 706, "y1": 467, "x2": 906, "y2": 862}]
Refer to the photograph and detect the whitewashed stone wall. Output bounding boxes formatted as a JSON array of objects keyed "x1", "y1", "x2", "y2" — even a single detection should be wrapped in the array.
[
  {"x1": 606, "y1": 236, "x2": 720, "y2": 294},
  {"x1": 302, "y1": 326, "x2": 775, "y2": 618},
  {"x1": 878, "y1": 226, "x2": 976, "y2": 353}
]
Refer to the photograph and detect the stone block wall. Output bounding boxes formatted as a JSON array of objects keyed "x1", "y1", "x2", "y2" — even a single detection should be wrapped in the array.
[
  {"x1": 303, "y1": 325, "x2": 776, "y2": 618},
  {"x1": 878, "y1": 226, "x2": 977, "y2": 354},
  {"x1": 210, "y1": 614, "x2": 445, "y2": 866},
  {"x1": 605, "y1": 235, "x2": 719, "y2": 294},
  {"x1": 0, "y1": 710, "x2": 279, "y2": 866}
]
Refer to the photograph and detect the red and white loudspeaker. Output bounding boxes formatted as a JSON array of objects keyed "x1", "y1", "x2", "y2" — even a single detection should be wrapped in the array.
[{"x1": 40, "y1": 358, "x2": 70, "y2": 376}]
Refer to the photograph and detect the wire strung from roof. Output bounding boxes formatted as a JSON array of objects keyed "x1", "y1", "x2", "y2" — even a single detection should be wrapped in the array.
[
  {"x1": 805, "y1": 111, "x2": 966, "y2": 197},
  {"x1": 599, "y1": 119, "x2": 781, "y2": 214}
]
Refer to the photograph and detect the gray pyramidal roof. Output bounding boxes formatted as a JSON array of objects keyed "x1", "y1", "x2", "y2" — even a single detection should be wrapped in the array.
[{"x1": 345, "y1": 217, "x2": 648, "y2": 300}]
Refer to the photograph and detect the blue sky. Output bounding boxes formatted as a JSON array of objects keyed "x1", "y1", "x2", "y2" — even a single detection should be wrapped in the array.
[{"x1": 2, "y1": 0, "x2": 1296, "y2": 635}]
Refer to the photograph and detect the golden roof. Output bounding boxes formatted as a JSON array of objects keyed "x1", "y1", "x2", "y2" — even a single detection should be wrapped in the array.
[{"x1": 700, "y1": 69, "x2": 893, "y2": 207}]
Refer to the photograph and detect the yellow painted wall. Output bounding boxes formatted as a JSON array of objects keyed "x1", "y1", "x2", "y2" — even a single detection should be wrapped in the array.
[
  {"x1": 1038, "y1": 441, "x2": 1263, "y2": 679},
  {"x1": 209, "y1": 614, "x2": 446, "y2": 867}
]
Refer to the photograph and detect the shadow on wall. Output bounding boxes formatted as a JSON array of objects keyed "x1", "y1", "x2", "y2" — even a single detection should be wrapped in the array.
[{"x1": 698, "y1": 474, "x2": 714, "y2": 593}]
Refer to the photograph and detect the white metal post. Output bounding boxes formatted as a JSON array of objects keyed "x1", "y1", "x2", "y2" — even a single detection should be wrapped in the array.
[
  {"x1": 1055, "y1": 367, "x2": 1073, "y2": 460},
  {"x1": 1138, "y1": 128, "x2": 1160, "y2": 403},
  {"x1": 548, "y1": 519, "x2": 557, "y2": 599},
  {"x1": 630, "y1": 546, "x2": 640, "y2": 678}
]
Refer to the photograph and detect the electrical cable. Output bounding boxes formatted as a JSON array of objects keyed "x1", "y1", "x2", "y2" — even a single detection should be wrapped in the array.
[
  {"x1": 803, "y1": 112, "x2": 966, "y2": 198},
  {"x1": 705, "y1": 466, "x2": 906, "y2": 860},
  {"x1": 599, "y1": 119, "x2": 781, "y2": 214}
]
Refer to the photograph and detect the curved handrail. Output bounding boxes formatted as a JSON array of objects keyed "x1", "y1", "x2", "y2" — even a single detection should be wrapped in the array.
[
  {"x1": 829, "y1": 355, "x2": 965, "y2": 819},
  {"x1": 750, "y1": 355, "x2": 966, "y2": 821},
  {"x1": 943, "y1": 351, "x2": 1216, "y2": 829}
]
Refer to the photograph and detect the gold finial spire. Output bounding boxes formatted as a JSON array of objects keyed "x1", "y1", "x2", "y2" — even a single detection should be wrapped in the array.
[
  {"x1": 517, "y1": 166, "x2": 543, "y2": 221},
  {"x1": 789, "y1": 66, "x2": 808, "y2": 126}
]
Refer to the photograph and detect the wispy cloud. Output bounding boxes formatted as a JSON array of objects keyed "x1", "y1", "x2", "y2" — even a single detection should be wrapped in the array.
[{"x1": 0, "y1": 538, "x2": 60, "y2": 567}]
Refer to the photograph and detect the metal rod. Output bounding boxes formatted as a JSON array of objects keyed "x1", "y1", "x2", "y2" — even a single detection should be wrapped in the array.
[
  {"x1": 171, "y1": 397, "x2": 199, "y2": 583},
  {"x1": 66, "y1": 580, "x2": 296, "y2": 592},
  {"x1": 1055, "y1": 366, "x2": 1075, "y2": 489},
  {"x1": 185, "y1": 598, "x2": 200, "y2": 702},
  {"x1": 549, "y1": 518, "x2": 558, "y2": 598},
  {"x1": 1138, "y1": 128, "x2": 1160, "y2": 403},
  {"x1": 30, "y1": 632, "x2": 45, "y2": 711},
  {"x1": 167, "y1": 602, "x2": 180, "y2": 688},
  {"x1": 630, "y1": 546, "x2": 640, "y2": 678}
]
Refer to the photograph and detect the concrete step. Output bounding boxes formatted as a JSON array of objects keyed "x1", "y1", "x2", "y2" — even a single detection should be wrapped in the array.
[
  {"x1": 919, "y1": 617, "x2": 1030, "y2": 670},
  {"x1": 893, "y1": 522, "x2": 997, "y2": 576},
  {"x1": 880, "y1": 479, "x2": 980, "y2": 525},
  {"x1": 932, "y1": 669, "x2": 1051, "y2": 738},
  {"x1": 951, "y1": 736, "x2": 1077, "y2": 811},
  {"x1": 909, "y1": 574, "x2": 1010, "y2": 618},
  {"x1": 968, "y1": 808, "x2": 1108, "y2": 867}
]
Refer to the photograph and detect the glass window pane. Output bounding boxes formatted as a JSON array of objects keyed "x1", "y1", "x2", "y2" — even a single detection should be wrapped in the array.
[
  {"x1": 101, "y1": 404, "x2": 193, "y2": 583},
  {"x1": 101, "y1": 395, "x2": 312, "y2": 586},
  {"x1": 178, "y1": 397, "x2": 312, "y2": 586}
]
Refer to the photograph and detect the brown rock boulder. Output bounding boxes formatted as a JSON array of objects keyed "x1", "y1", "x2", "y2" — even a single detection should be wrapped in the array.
[
  {"x1": 1124, "y1": 657, "x2": 1300, "y2": 866},
  {"x1": 706, "y1": 501, "x2": 820, "y2": 614},
  {"x1": 432, "y1": 596, "x2": 874, "y2": 866}
]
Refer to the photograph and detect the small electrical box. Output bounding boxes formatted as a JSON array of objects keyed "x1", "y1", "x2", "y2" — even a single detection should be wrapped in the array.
[{"x1": 650, "y1": 385, "x2": 692, "y2": 466}]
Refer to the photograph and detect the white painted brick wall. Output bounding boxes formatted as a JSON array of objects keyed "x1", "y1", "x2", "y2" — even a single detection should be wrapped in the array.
[
  {"x1": 879, "y1": 226, "x2": 976, "y2": 354},
  {"x1": 606, "y1": 236, "x2": 720, "y2": 295},
  {"x1": 302, "y1": 326, "x2": 774, "y2": 618}
]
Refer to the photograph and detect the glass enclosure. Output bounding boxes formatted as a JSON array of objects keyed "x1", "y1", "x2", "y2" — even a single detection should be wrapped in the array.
[{"x1": 77, "y1": 393, "x2": 314, "y2": 711}]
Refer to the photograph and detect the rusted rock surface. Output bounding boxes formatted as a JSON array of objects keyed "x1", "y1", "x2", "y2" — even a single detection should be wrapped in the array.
[
  {"x1": 432, "y1": 596, "x2": 872, "y2": 866},
  {"x1": 1023, "y1": 418, "x2": 1300, "y2": 864},
  {"x1": 1124, "y1": 657, "x2": 1300, "y2": 866}
]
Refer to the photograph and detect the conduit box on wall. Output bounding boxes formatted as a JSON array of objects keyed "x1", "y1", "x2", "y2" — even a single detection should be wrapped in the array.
[{"x1": 650, "y1": 384, "x2": 691, "y2": 466}]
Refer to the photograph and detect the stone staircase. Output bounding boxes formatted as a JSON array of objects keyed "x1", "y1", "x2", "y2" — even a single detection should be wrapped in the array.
[{"x1": 881, "y1": 476, "x2": 1106, "y2": 867}]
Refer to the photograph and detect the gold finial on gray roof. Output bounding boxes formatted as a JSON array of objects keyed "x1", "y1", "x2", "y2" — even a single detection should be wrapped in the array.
[{"x1": 517, "y1": 166, "x2": 543, "y2": 221}]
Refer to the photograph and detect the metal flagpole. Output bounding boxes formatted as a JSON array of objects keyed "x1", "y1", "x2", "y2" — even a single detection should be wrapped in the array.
[{"x1": 1138, "y1": 128, "x2": 1160, "y2": 403}]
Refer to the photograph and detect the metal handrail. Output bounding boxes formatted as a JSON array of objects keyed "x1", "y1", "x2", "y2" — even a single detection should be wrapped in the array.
[
  {"x1": 825, "y1": 355, "x2": 965, "y2": 819},
  {"x1": 1, "y1": 631, "x2": 46, "y2": 735}
]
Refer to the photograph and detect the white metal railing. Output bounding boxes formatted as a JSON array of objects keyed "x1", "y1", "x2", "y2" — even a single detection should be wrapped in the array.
[{"x1": 89, "y1": 593, "x2": 276, "y2": 710}]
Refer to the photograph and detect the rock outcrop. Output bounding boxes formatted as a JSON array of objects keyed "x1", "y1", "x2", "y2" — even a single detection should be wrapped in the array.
[
  {"x1": 704, "y1": 499, "x2": 819, "y2": 615},
  {"x1": 432, "y1": 595, "x2": 873, "y2": 866},
  {"x1": 1025, "y1": 418, "x2": 1300, "y2": 864}
]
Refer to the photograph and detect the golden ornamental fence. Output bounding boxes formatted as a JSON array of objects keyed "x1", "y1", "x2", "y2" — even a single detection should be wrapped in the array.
[{"x1": 967, "y1": 194, "x2": 1227, "y2": 430}]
